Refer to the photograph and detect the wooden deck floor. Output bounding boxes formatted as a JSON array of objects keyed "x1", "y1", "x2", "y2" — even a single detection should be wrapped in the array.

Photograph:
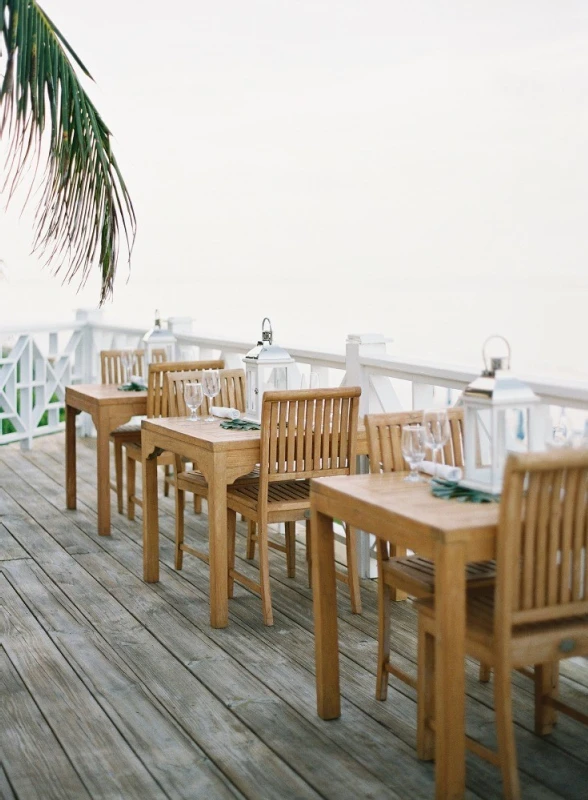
[{"x1": 1, "y1": 434, "x2": 588, "y2": 799}]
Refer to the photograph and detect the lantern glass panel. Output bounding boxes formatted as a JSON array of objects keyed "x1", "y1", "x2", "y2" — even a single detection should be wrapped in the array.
[{"x1": 272, "y1": 367, "x2": 288, "y2": 391}]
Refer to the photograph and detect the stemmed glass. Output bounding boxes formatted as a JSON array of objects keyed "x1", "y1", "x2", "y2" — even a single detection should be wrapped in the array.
[
  {"x1": 422, "y1": 409, "x2": 450, "y2": 478},
  {"x1": 120, "y1": 349, "x2": 134, "y2": 384},
  {"x1": 401, "y1": 424, "x2": 426, "y2": 482},
  {"x1": 550, "y1": 407, "x2": 572, "y2": 448},
  {"x1": 184, "y1": 382, "x2": 203, "y2": 421},
  {"x1": 201, "y1": 369, "x2": 221, "y2": 422}
]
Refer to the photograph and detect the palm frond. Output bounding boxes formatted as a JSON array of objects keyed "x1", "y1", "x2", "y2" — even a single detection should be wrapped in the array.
[{"x1": 0, "y1": 0, "x2": 136, "y2": 304}]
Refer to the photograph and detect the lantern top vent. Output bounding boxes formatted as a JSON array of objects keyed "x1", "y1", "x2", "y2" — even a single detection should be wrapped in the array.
[
  {"x1": 463, "y1": 334, "x2": 539, "y2": 406},
  {"x1": 244, "y1": 318, "x2": 294, "y2": 364}
]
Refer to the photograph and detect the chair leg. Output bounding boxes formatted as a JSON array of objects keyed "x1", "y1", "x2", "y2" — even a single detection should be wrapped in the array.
[
  {"x1": 285, "y1": 521, "x2": 296, "y2": 578},
  {"x1": 494, "y1": 662, "x2": 520, "y2": 800},
  {"x1": 114, "y1": 441, "x2": 124, "y2": 514},
  {"x1": 227, "y1": 509, "x2": 237, "y2": 598},
  {"x1": 127, "y1": 455, "x2": 136, "y2": 521},
  {"x1": 163, "y1": 464, "x2": 172, "y2": 497},
  {"x1": 534, "y1": 661, "x2": 560, "y2": 735},
  {"x1": 258, "y1": 522, "x2": 273, "y2": 626},
  {"x1": 376, "y1": 552, "x2": 392, "y2": 701},
  {"x1": 193, "y1": 494, "x2": 202, "y2": 514},
  {"x1": 305, "y1": 519, "x2": 312, "y2": 589},
  {"x1": 345, "y1": 523, "x2": 362, "y2": 615},
  {"x1": 416, "y1": 617, "x2": 435, "y2": 761},
  {"x1": 175, "y1": 485, "x2": 185, "y2": 570},
  {"x1": 246, "y1": 521, "x2": 256, "y2": 560},
  {"x1": 479, "y1": 663, "x2": 492, "y2": 683}
]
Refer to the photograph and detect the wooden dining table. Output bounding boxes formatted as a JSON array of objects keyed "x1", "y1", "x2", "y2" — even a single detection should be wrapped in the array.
[
  {"x1": 141, "y1": 417, "x2": 368, "y2": 629},
  {"x1": 65, "y1": 384, "x2": 147, "y2": 536},
  {"x1": 310, "y1": 472, "x2": 499, "y2": 800}
]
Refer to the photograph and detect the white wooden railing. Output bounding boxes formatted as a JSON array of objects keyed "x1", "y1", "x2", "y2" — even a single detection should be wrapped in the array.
[{"x1": 2, "y1": 311, "x2": 587, "y2": 575}]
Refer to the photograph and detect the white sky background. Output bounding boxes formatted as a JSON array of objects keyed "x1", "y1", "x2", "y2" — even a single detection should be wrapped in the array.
[{"x1": 1, "y1": 0, "x2": 587, "y2": 377}]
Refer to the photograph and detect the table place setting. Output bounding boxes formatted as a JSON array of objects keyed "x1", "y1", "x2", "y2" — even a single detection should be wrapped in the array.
[{"x1": 118, "y1": 377, "x2": 148, "y2": 391}]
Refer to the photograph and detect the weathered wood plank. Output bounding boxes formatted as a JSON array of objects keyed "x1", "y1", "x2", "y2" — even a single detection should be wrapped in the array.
[
  {"x1": 1, "y1": 576, "x2": 167, "y2": 799},
  {"x1": 0, "y1": 522, "x2": 28, "y2": 561},
  {"x1": 0, "y1": 472, "x2": 328, "y2": 799},
  {"x1": 2, "y1": 560, "x2": 242, "y2": 800},
  {"x1": 0, "y1": 643, "x2": 91, "y2": 800}
]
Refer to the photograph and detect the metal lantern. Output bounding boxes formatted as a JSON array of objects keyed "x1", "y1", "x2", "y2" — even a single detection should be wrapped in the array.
[
  {"x1": 142, "y1": 309, "x2": 177, "y2": 363},
  {"x1": 242, "y1": 318, "x2": 296, "y2": 423},
  {"x1": 461, "y1": 335, "x2": 543, "y2": 495}
]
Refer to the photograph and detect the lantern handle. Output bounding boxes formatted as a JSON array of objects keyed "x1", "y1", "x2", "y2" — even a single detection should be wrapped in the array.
[
  {"x1": 261, "y1": 317, "x2": 273, "y2": 345},
  {"x1": 482, "y1": 334, "x2": 511, "y2": 374}
]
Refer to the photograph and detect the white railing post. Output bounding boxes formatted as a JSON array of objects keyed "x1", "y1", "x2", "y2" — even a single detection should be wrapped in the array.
[
  {"x1": 346, "y1": 334, "x2": 390, "y2": 578},
  {"x1": 412, "y1": 382, "x2": 436, "y2": 409},
  {"x1": 75, "y1": 309, "x2": 102, "y2": 435},
  {"x1": 168, "y1": 316, "x2": 194, "y2": 361},
  {"x1": 19, "y1": 337, "x2": 33, "y2": 451}
]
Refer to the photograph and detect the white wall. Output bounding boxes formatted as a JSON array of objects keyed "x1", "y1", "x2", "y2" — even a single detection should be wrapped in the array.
[{"x1": 1, "y1": 1, "x2": 587, "y2": 377}]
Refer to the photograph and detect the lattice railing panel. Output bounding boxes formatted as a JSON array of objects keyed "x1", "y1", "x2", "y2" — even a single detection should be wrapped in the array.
[{"x1": 0, "y1": 330, "x2": 84, "y2": 448}]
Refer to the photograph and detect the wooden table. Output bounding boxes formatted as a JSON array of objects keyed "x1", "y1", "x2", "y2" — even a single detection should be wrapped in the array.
[
  {"x1": 66, "y1": 385, "x2": 147, "y2": 536},
  {"x1": 142, "y1": 418, "x2": 369, "y2": 629},
  {"x1": 310, "y1": 472, "x2": 499, "y2": 800}
]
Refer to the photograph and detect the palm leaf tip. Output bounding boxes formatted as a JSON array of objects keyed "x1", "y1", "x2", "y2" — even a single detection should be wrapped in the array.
[{"x1": 0, "y1": 0, "x2": 136, "y2": 304}]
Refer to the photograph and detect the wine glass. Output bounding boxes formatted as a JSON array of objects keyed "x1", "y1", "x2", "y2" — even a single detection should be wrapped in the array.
[
  {"x1": 120, "y1": 349, "x2": 134, "y2": 384},
  {"x1": 184, "y1": 382, "x2": 203, "y2": 421},
  {"x1": 549, "y1": 407, "x2": 573, "y2": 448},
  {"x1": 422, "y1": 409, "x2": 450, "y2": 478},
  {"x1": 201, "y1": 368, "x2": 221, "y2": 422},
  {"x1": 401, "y1": 424, "x2": 426, "y2": 482}
]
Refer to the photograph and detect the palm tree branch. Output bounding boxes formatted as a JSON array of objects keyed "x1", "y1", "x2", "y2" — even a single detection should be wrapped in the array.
[{"x1": 0, "y1": 0, "x2": 136, "y2": 303}]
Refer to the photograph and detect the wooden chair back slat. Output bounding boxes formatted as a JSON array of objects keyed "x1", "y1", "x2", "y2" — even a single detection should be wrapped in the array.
[
  {"x1": 497, "y1": 450, "x2": 588, "y2": 632},
  {"x1": 166, "y1": 368, "x2": 245, "y2": 418},
  {"x1": 259, "y1": 388, "x2": 360, "y2": 484},
  {"x1": 572, "y1": 470, "x2": 587, "y2": 599},
  {"x1": 147, "y1": 360, "x2": 224, "y2": 418},
  {"x1": 365, "y1": 408, "x2": 464, "y2": 474}
]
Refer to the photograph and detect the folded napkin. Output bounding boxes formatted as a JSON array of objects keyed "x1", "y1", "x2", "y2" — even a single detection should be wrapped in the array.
[
  {"x1": 220, "y1": 419, "x2": 261, "y2": 431},
  {"x1": 420, "y1": 460, "x2": 463, "y2": 482},
  {"x1": 211, "y1": 407, "x2": 241, "y2": 420},
  {"x1": 119, "y1": 380, "x2": 148, "y2": 392},
  {"x1": 431, "y1": 477, "x2": 499, "y2": 504}
]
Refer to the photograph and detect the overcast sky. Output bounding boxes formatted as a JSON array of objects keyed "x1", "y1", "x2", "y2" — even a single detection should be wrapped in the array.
[{"x1": 1, "y1": 1, "x2": 587, "y2": 376}]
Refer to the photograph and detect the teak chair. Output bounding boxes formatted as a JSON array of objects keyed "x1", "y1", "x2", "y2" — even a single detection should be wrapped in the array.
[
  {"x1": 365, "y1": 408, "x2": 495, "y2": 699},
  {"x1": 123, "y1": 359, "x2": 224, "y2": 518},
  {"x1": 416, "y1": 448, "x2": 588, "y2": 800},
  {"x1": 166, "y1": 368, "x2": 258, "y2": 569},
  {"x1": 226, "y1": 387, "x2": 362, "y2": 626},
  {"x1": 100, "y1": 348, "x2": 167, "y2": 514}
]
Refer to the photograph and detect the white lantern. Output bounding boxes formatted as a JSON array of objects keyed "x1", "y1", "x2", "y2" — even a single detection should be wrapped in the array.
[
  {"x1": 461, "y1": 336, "x2": 543, "y2": 495},
  {"x1": 142, "y1": 309, "x2": 177, "y2": 363},
  {"x1": 242, "y1": 318, "x2": 296, "y2": 423}
]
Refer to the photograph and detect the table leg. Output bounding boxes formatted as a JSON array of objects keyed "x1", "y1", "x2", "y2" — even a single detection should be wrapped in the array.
[
  {"x1": 434, "y1": 540, "x2": 467, "y2": 799},
  {"x1": 65, "y1": 404, "x2": 78, "y2": 509},
  {"x1": 206, "y1": 453, "x2": 229, "y2": 628},
  {"x1": 312, "y1": 505, "x2": 340, "y2": 720},
  {"x1": 95, "y1": 409, "x2": 112, "y2": 536},
  {"x1": 142, "y1": 436, "x2": 161, "y2": 582}
]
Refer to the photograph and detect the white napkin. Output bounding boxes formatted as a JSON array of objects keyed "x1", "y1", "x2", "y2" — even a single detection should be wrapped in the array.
[
  {"x1": 130, "y1": 374, "x2": 148, "y2": 388},
  {"x1": 211, "y1": 407, "x2": 240, "y2": 420},
  {"x1": 420, "y1": 460, "x2": 463, "y2": 481}
]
